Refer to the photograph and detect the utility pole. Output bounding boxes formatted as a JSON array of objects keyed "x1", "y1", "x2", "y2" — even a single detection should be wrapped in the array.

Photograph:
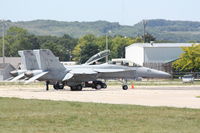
[{"x1": 142, "y1": 20, "x2": 147, "y2": 43}]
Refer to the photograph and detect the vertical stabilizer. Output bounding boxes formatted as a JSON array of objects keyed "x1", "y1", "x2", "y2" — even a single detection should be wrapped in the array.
[
  {"x1": 18, "y1": 50, "x2": 39, "y2": 70},
  {"x1": 33, "y1": 49, "x2": 65, "y2": 71}
]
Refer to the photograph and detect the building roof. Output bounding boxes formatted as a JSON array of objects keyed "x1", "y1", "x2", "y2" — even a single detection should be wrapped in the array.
[
  {"x1": 0, "y1": 63, "x2": 15, "y2": 70},
  {"x1": 0, "y1": 57, "x2": 21, "y2": 68},
  {"x1": 126, "y1": 43, "x2": 196, "y2": 49}
]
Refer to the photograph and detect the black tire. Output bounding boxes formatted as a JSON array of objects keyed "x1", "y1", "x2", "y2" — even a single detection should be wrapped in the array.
[
  {"x1": 122, "y1": 85, "x2": 128, "y2": 90},
  {"x1": 70, "y1": 85, "x2": 82, "y2": 91},
  {"x1": 53, "y1": 84, "x2": 59, "y2": 90},
  {"x1": 53, "y1": 83, "x2": 64, "y2": 90},
  {"x1": 59, "y1": 84, "x2": 64, "y2": 89},
  {"x1": 95, "y1": 84, "x2": 102, "y2": 90},
  {"x1": 76, "y1": 85, "x2": 82, "y2": 91},
  {"x1": 70, "y1": 86, "x2": 76, "y2": 91},
  {"x1": 102, "y1": 83, "x2": 107, "y2": 88}
]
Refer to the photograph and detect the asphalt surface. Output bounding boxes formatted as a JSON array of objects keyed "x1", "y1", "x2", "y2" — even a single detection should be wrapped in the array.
[{"x1": 0, "y1": 85, "x2": 200, "y2": 109}]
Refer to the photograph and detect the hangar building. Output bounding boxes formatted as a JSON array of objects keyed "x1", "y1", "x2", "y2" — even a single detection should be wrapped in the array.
[
  {"x1": 125, "y1": 43, "x2": 194, "y2": 73},
  {"x1": 0, "y1": 63, "x2": 15, "y2": 80}
]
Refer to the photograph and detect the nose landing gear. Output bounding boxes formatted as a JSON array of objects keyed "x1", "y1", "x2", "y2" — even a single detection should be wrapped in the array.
[
  {"x1": 122, "y1": 85, "x2": 128, "y2": 90},
  {"x1": 119, "y1": 79, "x2": 128, "y2": 90}
]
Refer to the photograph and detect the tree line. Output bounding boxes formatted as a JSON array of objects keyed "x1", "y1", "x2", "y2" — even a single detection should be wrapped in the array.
[
  {"x1": 0, "y1": 26, "x2": 199, "y2": 72},
  {"x1": 0, "y1": 26, "x2": 144, "y2": 63},
  {"x1": 173, "y1": 44, "x2": 200, "y2": 72}
]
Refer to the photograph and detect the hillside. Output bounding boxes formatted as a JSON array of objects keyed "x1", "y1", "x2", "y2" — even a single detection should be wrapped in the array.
[{"x1": 1, "y1": 19, "x2": 200, "y2": 42}]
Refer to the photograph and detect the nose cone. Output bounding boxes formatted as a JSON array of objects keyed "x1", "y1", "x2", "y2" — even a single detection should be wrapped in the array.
[
  {"x1": 151, "y1": 69, "x2": 172, "y2": 78},
  {"x1": 137, "y1": 67, "x2": 172, "y2": 79}
]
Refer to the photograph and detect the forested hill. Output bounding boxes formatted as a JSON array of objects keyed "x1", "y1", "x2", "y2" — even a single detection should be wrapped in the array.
[{"x1": 1, "y1": 19, "x2": 200, "y2": 42}]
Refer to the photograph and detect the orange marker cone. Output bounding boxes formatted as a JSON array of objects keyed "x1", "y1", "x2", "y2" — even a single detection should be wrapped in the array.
[{"x1": 131, "y1": 83, "x2": 134, "y2": 89}]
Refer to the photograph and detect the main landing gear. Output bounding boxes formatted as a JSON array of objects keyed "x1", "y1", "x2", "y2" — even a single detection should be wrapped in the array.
[
  {"x1": 53, "y1": 82, "x2": 64, "y2": 90},
  {"x1": 70, "y1": 85, "x2": 82, "y2": 91},
  {"x1": 85, "y1": 80, "x2": 107, "y2": 90},
  {"x1": 70, "y1": 80, "x2": 107, "y2": 91},
  {"x1": 45, "y1": 81, "x2": 64, "y2": 91}
]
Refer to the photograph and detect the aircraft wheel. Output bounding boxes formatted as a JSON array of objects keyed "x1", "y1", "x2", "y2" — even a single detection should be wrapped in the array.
[
  {"x1": 122, "y1": 85, "x2": 128, "y2": 90},
  {"x1": 95, "y1": 84, "x2": 102, "y2": 90},
  {"x1": 102, "y1": 83, "x2": 107, "y2": 88},
  {"x1": 70, "y1": 86, "x2": 76, "y2": 91},
  {"x1": 70, "y1": 85, "x2": 82, "y2": 91},
  {"x1": 53, "y1": 84, "x2": 59, "y2": 90},
  {"x1": 59, "y1": 84, "x2": 64, "y2": 89},
  {"x1": 53, "y1": 83, "x2": 64, "y2": 90},
  {"x1": 76, "y1": 85, "x2": 82, "y2": 91}
]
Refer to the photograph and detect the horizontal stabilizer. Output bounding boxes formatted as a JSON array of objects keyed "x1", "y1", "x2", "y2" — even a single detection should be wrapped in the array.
[
  {"x1": 10, "y1": 73, "x2": 25, "y2": 82},
  {"x1": 25, "y1": 71, "x2": 48, "y2": 84},
  {"x1": 62, "y1": 72, "x2": 74, "y2": 81}
]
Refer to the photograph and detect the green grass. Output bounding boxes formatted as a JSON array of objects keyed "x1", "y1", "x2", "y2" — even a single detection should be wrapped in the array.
[{"x1": 0, "y1": 98, "x2": 200, "y2": 133}]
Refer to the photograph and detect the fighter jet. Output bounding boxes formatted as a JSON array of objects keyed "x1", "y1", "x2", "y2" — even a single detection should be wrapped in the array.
[{"x1": 10, "y1": 49, "x2": 171, "y2": 91}]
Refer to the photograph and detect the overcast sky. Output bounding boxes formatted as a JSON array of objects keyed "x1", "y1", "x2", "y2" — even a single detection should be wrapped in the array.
[{"x1": 1, "y1": 0, "x2": 199, "y2": 25}]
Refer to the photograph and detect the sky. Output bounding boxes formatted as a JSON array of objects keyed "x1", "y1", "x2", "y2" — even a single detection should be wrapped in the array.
[{"x1": 0, "y1": 0, "x2": 200, "y2": 25}]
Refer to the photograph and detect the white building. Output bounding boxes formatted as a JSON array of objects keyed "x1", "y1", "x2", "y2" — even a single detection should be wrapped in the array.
[{"x1": 125, "y1": 43, "x2": 195, "y2": 72}]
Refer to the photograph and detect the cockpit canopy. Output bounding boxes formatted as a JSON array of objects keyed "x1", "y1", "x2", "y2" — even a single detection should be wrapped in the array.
[{"x1": 108, "y1": 59, "x2": 141, "y2": 67}]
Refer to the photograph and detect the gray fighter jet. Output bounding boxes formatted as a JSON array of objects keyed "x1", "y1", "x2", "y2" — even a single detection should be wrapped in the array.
[{"x1": 10, "y1": 49, "x2": 171, "y2": 91}]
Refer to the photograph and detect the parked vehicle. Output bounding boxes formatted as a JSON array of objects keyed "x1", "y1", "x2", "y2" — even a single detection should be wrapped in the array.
[
  {"x1": 84, "y1": 80, "x2": 107, "y2": 89},
  {"x1": 182, "y1": 75, "x2": 194, "y2": 83}
]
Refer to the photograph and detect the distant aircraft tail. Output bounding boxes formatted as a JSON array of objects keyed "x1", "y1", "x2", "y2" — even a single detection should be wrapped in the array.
[
  {"x1": 10, "y1": 50, "x2": 39, "y2": 81},
  {"x1": 33, "y1": 49, "x2": 66, "y2": 71},
  {"x1": 18, "y1": 50, "x2": 39, "y2": 70}
]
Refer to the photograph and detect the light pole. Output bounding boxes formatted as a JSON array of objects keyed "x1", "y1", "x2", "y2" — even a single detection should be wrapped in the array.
[
  {"x1": 1, "y1": 20, "x2": 5, "y2": 63},
  {"x1": 105, "y1": 30, "x2": 111, "y2": 62},
  {"x1": 142, "y1": 20, "x2": 147, "y2": 43},
  {"x1": 67, "y1": 49, "x2": 72, "y2": 61}
]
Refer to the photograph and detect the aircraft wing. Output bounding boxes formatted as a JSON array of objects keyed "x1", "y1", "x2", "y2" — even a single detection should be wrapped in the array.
[
  {"x1": 62, "y1": 68, "x2": 127, "y2": 81},
  {"x1": 70, "y1": 69, "x2": 97, "y2": 74},
  {"x1": 93, "y1": 69, "x2": 125, "y2": 73},
  {"x1": 62, "y1": 72, "x2": 74, "y2": 81},
  {"x1": 96, "y1": 69, "x2": 136, "y2": 80},
  {"x1": 25, "y1": 71, "x2": 48, "y2": 84},
  {"x1": 62, "y1": 69, "x2": 98, "y2": 81}
]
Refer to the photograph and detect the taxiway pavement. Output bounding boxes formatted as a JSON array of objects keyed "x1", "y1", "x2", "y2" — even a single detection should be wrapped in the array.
[{"x1": 0, "y1": 85, "x2": 200, "y2": 109}]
